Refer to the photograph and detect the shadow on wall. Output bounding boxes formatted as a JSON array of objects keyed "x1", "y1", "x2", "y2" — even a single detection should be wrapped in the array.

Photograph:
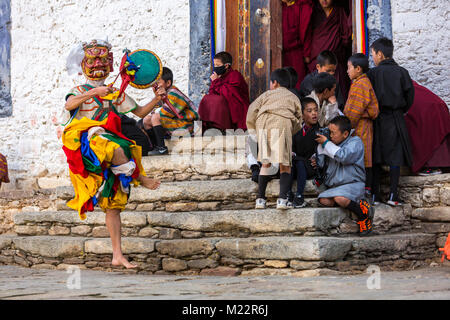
[{"x1": 0, "y1": 0, "x2": 11, "y2": 118}]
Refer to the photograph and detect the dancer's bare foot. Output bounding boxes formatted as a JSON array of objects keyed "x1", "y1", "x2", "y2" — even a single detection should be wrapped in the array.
[
  {"x1": 139, "y1": 175, "x2": 160, "y2": 190},
  {"x1": 112, "y1": 256, "x2": 138, "y2": 269}
]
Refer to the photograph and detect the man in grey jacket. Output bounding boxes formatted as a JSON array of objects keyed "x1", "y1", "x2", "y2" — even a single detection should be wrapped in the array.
[{"x1": 313, "y1": 116, "x2": 374, "y2": 236}]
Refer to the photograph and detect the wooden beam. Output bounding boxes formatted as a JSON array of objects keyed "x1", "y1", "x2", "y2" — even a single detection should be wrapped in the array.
[
  {"x1": 270, "y1": 0, "x2": 282, "y2": 72},
  {"x1": 249, "y1": 0, "x2": 271, "y2": 101},
  {"x1": 225, "y1": 0, "x2": 240, "y2": 69}
]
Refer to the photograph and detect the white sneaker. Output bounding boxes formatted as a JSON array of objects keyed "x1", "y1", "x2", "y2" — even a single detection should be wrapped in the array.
[
  {"x1": 276, "y1": 198, "x2": 292, "y2": 210},
  {"x1": 255, "y1": 198, "x2": 267, "y2": 209}
]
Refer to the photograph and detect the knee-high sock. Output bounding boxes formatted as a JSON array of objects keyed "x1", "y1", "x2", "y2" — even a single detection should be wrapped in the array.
[
  {"x1": 371, "y1": 164, "x2": 382, "y2": 196},
  {"x1": 346, "y1": 200, "x2": 366, "y2": 221},
  {"x1": 258, "y1": 175, "x2": 271, "y2": 199},
  {"x1": 153, "y1": 125, "x2": 166, "y2": 148},
  {"x1": 279, "y1": 172, "x2": 292, "y2": 199},
  {"x1": 365, "y1": 167, "x2": 373, "y2": 190},
  {"x1": 295, "y1": 161, "x2": 307, "y2": 196},
  {"x1": 389, "y1": 166, "x2": 400, "y2": 198}
]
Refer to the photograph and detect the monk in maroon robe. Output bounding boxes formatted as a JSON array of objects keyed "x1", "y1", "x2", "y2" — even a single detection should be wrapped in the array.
[
  {"x1": 198, "y1": 52, "x2": 250, "y2": 131},
  {"x1": 282, "y1": 0, "x2": 313, "y2": 88},
  {"x1": 405, "y1": 81, "x2": 450, "y2": 174},
  {"x1": 308, "y1": 0, "x2": 352, "y2": 99}
]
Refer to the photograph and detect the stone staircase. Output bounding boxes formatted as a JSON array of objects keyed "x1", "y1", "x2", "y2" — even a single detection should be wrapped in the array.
[{"x1": 0, "y1": 135, "x2": 449, "y2": 276}]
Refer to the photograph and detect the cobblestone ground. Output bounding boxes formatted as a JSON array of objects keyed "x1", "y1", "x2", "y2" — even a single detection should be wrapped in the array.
[{"x1": 0, "y1": 265, "x2": 450, "y2": 300}]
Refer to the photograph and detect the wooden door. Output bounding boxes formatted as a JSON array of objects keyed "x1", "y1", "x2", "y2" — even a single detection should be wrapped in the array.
[
  {"x1": 226, "y1": 0, "x2": 282, "y2": 102},
  {"x1": 248, "y1": 0, "x2": 282, "y2": 101}
]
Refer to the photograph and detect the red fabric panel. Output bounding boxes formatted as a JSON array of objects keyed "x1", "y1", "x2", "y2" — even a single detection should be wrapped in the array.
[
  {"x1": 207, "y1": 68, "x2": 250, "y2": 130},
  {"x1": 405, "y1": 81, "x2": 450, "y2": 172},
  {"x1": 62, "y1": 145, "x2": 89, "y2": 178},
  {"x1": 282, "y1": 0, "x2": 313, "y2": 87},
  {"x1": 198, "y1": 94, "x2": 233, "y2": 131}
]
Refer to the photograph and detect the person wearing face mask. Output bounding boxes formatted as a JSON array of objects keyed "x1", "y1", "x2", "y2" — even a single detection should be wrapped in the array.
[{"x1": 198, "y1": 52, "x2": 250, "y2": 132}]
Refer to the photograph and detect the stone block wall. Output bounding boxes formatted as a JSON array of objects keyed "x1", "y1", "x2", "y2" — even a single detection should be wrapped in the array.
[{"x1": 391, "y1": 0, "x2": 450, "y2": 106}]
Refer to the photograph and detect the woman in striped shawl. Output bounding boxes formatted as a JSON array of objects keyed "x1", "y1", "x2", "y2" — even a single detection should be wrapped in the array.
[
  {"x1": 142, "y1": 67, "x2": 199, "y2": 155},
  {"x1": 343, "y1": 53, "x2": 379, "y2": 200}
]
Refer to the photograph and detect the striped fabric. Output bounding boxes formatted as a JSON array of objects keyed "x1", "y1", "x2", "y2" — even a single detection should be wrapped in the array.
[
  {"x1": 0, "y1": 153, "x2": 9, "y2": 184},
  {"x1": 159, "y1": 86, "x2": 199, "y2": 134},
  {"x1": 62, "y1": 112, "x2": 145, "y2": 220},
  {"x1": 355, "y1": 0, "x2": 369, "y2": 55},
  {"x1": 343, "y1": 74, "x2": 379, "y2": 167},
  {"x1": 210, "y1": 0, "x2": 226, "y2": 59}
]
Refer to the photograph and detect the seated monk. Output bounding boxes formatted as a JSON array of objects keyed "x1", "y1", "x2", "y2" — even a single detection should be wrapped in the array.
[
  {"x1": 405, "y1": 81, "x2": 450, "y2": 176},
  {"x1": 140, "y1": 67, "x2": 199, "y2": 155},
  {"x1": 198, "y1": 52, "x2": 250, "y2": 132}
]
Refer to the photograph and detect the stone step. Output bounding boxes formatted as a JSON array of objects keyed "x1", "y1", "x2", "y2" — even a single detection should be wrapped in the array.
[
  {"x1": 0, "y1": 232, "x2": 438, "y2": 275},
  {"x1": 55, "y1": 178, "x2": 319, "y2": 211},
  {"x1": 165, "y1": 134, "x2": 247, "y2": 153},
  {"x1": 140, "y1": 153, "x2": 249, "y2": 182},
  {"x1": 14, "y1": 204, "x2": 412, "y2": 238},
  {"x1": 52, "y1": 173, "x2": 450, "y2": 212}
]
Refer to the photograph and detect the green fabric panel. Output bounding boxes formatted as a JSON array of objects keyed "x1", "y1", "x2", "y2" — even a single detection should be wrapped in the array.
[
  {"x1": 101, "y1": 133, "x2": 133, "y2": 159},
  {"x1": 101, "y1": 169, "x2": 116, "y2": 198},
  {"x1": 82, "y1": 156, "x2": 102, "y2": 174}
]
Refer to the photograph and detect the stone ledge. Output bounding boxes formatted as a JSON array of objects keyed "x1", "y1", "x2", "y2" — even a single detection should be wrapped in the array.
[
  {"x1": 84, "y1": 237, "x2": 156, "y2": 254},
  {"x1": 412, "y1": 207, "x2": 450, "y2": 222},
  {"x1": 215, "y1": 237, "x2": 353, "y2": 261},
  {"x1": 155, "y1": 238, "x2": 218, "y2": 258},
  {"x1": 165, "y1": 134, "x2": 248, "y2": 153},
  {"x1": 348, "y1": 233, "x2": 436, "y2": 252},
  {"x1": 11, "y1": 204, "x2": 409, "y2": 238},
  {"x1": 398, "y1": 173, "x2": 450, "y2": 187},
  {"x1": 14, "y1": 211, "x2": 148, "y2": 227},
  {"x1": 141, "y1": 153, "x2": 248, "y2": 176},
  {"x1": 12, "y1": 236, "x2": 86, "y2": 258},
  {"x1": 0, "y1": 190, "x2": 36, "y2": 200},
  {"x1": 0, "y1": 233, "x2": 440, "y2": 275},
  {"x1": 147, "y1": 208, "x2": 346, "y2": 234}
]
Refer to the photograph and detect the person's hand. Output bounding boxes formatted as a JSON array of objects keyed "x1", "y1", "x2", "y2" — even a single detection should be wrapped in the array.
[
  {"x1": 310, "y1": 157, "x2": 317, "y2": 168},
  {"x1": 304, "y1": 56, "x2": 310, "y2": 64},
  {"x1": 210, "y1": 72, "x2": 219, "y2": 81},
  {"x1": 156, "y1": 86, "x2": 166, "y2": 96},
  {"x1": 94, "y1": 86, "x2": 113, "y2": 97},
  {"x1": 315, "y1": 134, "x2": 328, "y2": 145},
  {"x1": 328, "y1": 95, "x2": 337, "y2": 104}
]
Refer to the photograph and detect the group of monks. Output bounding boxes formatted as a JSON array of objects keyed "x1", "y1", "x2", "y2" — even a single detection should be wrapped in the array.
[
  {"x1": 197, "y1": 0, "x2": 449, "y2": 175},
  {"x1": 199, "y1": 0, "x2": 351, "y2": 132}
]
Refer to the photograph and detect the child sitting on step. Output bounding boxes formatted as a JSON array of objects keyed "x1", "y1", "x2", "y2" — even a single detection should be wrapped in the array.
[
  {"x1": 288, "y1": 97, "x2": 320, "y2": 208},
  {"x1": 246, "y1": 68, "x2": 302, "y2": 210},
  {"x1": 313, "y1": 116, "x2": 374, "y2": 236}
]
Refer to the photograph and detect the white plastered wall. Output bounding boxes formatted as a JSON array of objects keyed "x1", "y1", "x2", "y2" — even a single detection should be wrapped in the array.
[
  {"x1": 391, "y1": 0, "x2": 450, "y2": 107},
  {"x1": 0, "y1": 0, "x2": 190, "y2": 190}
]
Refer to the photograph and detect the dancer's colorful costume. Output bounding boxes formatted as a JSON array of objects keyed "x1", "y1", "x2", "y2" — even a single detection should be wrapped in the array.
[{"x1": 63, "y1": 40, "x2": 145, "y2": 220}]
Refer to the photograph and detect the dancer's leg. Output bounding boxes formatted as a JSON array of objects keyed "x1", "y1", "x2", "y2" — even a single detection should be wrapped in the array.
[{"x1": 105, "y1": 208, "x2": 137, "y2": 269}]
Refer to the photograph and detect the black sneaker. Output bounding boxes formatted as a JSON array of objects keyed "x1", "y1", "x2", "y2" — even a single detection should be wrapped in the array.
[
  {"x1": 358, "y1": 199, "x2": 374, "y2": 236},
  {"x1": 293, "y1": 194, "x2": 307, "y2": 208},
  {"x1": 357, "y1": 217, "x2": 373, "y2": 236},
  {"x1": 148, "y1": 146, "x2": 169, "y2": 156}
]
